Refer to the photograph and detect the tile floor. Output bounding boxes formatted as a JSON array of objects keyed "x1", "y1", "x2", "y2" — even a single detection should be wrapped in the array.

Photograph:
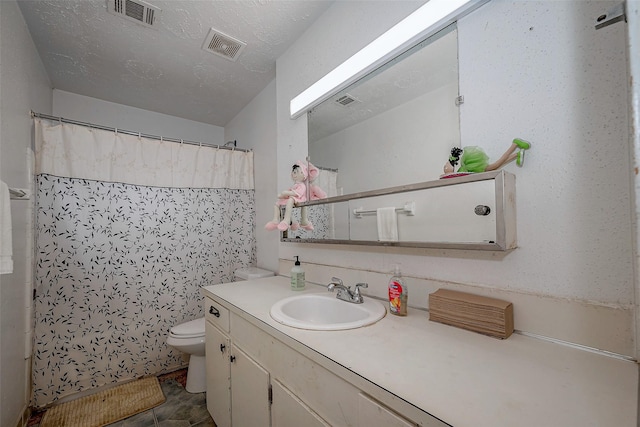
[{"x1": 28, "y1": 370, "x2": 216, "y2": 427}]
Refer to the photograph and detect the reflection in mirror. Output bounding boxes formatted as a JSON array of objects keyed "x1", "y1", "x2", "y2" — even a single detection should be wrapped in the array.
[
  {"x1": 283, "y1": 171, "x2": 516, "y2": 251},
  {"x1": 348, "y1": 180, "x2": 497, "y2": 243},
  {"x1": 307, "y1": 25, "x2": 461, "y2": 196},
  {"x1": 284, "y1": 201, "x2": 351, "y2": 241}
]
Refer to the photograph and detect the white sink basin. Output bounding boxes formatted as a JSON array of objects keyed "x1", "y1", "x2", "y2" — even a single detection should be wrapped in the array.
[{"x1": 270, "y1": 293, "x2": 386, "y2": 331}]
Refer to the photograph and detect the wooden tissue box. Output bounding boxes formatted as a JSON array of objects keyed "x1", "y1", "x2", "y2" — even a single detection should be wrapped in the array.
[{"x1": 428, "y1": 289, "x2": 514, "y2": 339}]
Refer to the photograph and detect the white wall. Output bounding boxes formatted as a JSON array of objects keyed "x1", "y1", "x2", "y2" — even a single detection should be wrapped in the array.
[
  {"x1": 225, "y1": 80, "x2": 279, "y2": 274},
  {"x1": 458, "y1": 0, "x2": 630, "y2": 303},
  {"x1": 275, "y1": 1, "x2": 634, "y2": 355},
  {"x1": 53, "y1": 90, "x2": 225, "y2": 146},
  {"x1": 0, "y1": 1, "x2": 52, "y2": 426},
  {"x1": 629, "y1": 0, "x2": 640, "y2": 359}
]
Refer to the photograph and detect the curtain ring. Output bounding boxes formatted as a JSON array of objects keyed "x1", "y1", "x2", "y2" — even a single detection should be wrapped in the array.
[
  {"x1": 115, "y1": 128, "x2": 118, "y2": 135},
  {"x1": 160, "y1": 136, "x2": 163, "y2": 142},
  {"x1": 138, "y1": 132, "x2": 141, "y2": 138},
  {"x1": 181, "y1": 139, "x2": 184, "y2": 144}
]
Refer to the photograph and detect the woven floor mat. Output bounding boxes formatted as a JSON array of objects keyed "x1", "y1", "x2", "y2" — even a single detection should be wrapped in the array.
[{"x1": 40, "y1": 376, "x2": 165, "y2": 427}]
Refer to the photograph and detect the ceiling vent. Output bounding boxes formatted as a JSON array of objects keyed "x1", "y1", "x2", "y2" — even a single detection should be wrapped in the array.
[
  {"x1": 202, "y1": 28, "x2": 247, "y2": 62},
  {"x1": 335, "y1": 93, "x2": 361, "y2": 107},
  {"x1": 107, "y1": 0, "x2": 160, "y2": 29}
]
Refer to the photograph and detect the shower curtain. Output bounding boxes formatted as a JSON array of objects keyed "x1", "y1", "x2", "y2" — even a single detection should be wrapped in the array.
[{"x1": 31, "y1": 118, "x2": 255, "y2": 407}]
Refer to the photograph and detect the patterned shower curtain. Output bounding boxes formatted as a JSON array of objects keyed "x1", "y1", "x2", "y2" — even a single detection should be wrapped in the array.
[{"x1": 31, "y1": 118, "x2": 255, "y2": 407}]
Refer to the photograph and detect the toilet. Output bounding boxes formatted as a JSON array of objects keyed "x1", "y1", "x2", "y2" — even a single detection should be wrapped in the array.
[
  {"x1": 167, "y1": 317, "x2": 206, "y2": 393},
  {"x1": 167, "y1": 267, "x2": 274, "y2": 393}
]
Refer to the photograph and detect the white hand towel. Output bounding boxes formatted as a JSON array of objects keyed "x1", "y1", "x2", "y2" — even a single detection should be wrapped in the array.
[
  {"x1": 0, "y1": 181, "x2": 13, "y2": 275},
  {"x1": 377, "y1": 207, "x2": 398, "y2": 242}
]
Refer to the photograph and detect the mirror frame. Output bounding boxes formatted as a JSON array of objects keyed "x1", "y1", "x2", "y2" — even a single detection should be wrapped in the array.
[{"x1": 282, "y1": 171, "x2": 516, "y2": 251}]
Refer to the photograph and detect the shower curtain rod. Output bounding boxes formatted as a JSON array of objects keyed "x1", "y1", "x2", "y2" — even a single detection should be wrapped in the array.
[{"x1": 30, "y1": 111, "x2": 251, "y2": 152}]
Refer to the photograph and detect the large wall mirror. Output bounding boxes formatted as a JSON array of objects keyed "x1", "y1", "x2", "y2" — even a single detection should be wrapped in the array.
[
  {"x1": 307, "y1": 25, "x2": 460, "y2": 197},
  {"x1": 284, "y1": 1, "x2": 512, "y2": 249}
]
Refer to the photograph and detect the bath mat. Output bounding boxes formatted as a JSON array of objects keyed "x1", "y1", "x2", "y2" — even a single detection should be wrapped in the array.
[{"x1": 40, "y1": 376, "x2": 165, "y2": 427}]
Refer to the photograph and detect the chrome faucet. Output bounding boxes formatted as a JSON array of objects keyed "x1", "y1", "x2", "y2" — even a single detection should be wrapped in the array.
[{"x1": 327, "y1": 277, "x2": 368, "y2": 304}]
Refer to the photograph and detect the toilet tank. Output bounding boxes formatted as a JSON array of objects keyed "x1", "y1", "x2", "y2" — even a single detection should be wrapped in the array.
[{"x1": 234, "y1": 267, "x2": 274, "y2": 281}]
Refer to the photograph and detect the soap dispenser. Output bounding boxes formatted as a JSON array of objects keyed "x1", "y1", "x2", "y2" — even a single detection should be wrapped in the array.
[
  {"x1": 290, "y1": 256, "x2": 305, "y2": 290},
  {"x1": 388, "y1": 265, "x2": 407, "y2": 316}
]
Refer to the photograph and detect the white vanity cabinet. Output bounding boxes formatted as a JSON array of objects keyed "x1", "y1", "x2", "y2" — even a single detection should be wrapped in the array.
[
  {"x1": 203, "y1": 279, "x2": 639, "y2": 427},
  {"x1": 204, "y1": 321, "x2": 231, "y2": 427},
  {"x1": 358, "y1": 393, "x2": 416, "y2": 427},
  {"x1": 205, "y1": 298, "x2": 270, "y2": 427},
  {"x1": 204, "y1": 293, "x2": 447, "y2": 427},
  {"x1": 271, "y1": 379, "x2": 331, "y2": 427},
  {"x1": 229, "y1": 345, "x2": 270, "y2": 427}
]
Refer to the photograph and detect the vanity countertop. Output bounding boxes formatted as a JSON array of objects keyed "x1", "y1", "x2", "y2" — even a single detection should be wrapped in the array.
[{"x1": 202, "y1": 276, "x2": 637, "y2": 427}]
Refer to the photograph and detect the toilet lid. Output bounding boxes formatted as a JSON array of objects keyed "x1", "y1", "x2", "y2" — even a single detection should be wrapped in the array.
[{"x1": 170, "y1": 317, "x2": 205, "y2": 338}]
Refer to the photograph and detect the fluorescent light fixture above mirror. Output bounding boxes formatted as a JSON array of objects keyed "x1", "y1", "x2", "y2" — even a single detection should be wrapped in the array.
[{"x1": 290, "y1": 0, "x2": 490, "y2": 119}]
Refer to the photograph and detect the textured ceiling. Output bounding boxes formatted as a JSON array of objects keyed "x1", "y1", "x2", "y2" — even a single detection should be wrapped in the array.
[{"x1": 17, "y1": 0, "x2": 333, "y2": 127}]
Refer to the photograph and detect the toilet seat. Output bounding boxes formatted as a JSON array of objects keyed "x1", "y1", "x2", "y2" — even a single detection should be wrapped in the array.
[{"x1": 169, "y1": 317, "x2": 205, "y2": 339}]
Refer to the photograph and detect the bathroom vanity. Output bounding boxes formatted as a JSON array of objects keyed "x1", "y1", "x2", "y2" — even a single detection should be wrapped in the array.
[{"x1": 202, "y1": 276, "x2": 637, "y2": 427}]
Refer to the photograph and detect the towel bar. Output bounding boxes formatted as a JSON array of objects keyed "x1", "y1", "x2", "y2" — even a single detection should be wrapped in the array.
[{"x1": 353, "y1": 201, "x2": 415, "y2": 218}]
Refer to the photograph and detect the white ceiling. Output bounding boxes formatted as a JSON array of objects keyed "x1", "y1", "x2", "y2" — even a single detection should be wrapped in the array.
[{"x1": 17, "y1": 0, "x2": 334, "y2": 127}]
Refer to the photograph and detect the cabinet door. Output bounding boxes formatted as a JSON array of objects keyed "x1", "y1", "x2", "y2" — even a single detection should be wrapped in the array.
[
  {"x1": 271, "y1": 379, "x2": 330, "y2": 427},
  {"x1": 230, "y1": 344, "x2": 270, "y2": 427},
  {"x1": 358, "y1": 393, "x2": 415, "y2": 427},
  {"x1": 205, "y1": 321, "x2": 231, "y2": 427}
]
